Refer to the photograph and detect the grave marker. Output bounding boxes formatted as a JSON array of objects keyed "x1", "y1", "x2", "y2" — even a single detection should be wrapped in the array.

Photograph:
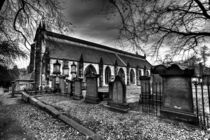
[
  {"x1": 73, "y1": 78, "x2": 83, "y2": 100},
  {"x1": 59, "y1": 76, "x2": 65, "y2": 94},
  {"x1": 107, "y1": 75, "x2": 129, "y2": 112},
  {"x1": 85, "y1": 74, "x2": 100, "y2": 103},
  {"x1": 152, "y1": 64, "x2": 198, "y2": 124}
]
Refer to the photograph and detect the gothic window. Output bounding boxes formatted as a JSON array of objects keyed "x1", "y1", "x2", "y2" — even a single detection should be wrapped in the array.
[
  {"x1": 84, "y1": 65, "x2": 97, "y2": 77},
  {"x1": 146, "y1": 70, "x2": 150, "y2": 76},
  {"x1": 105, "y1": 66, "x2": 111, "y2": 84},
  {"x1": 118, "y1": 68, "x2": 125, "y2": 82},
  {"x1": 130, "y1": 69, "x2": 135, "y2": 84}
]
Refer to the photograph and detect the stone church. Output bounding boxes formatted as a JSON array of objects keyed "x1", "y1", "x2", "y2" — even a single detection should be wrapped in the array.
[{"x1": 28, "y1": 23, "x2": 151, "y2": 91}]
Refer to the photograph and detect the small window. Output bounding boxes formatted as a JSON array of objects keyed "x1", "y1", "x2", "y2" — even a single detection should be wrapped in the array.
[
  {"x1": 105, "y1": 66, "x2": 111, "y2": 84},
  {"x1": 118, "y1": 68, "x2": 125, "y2": 82},
  {"x1": 146, "y1": 70, "x2": 150, "y2": 76},
  {"x1": 130, "y1": 69, "x2": 135, "y2": 84}
]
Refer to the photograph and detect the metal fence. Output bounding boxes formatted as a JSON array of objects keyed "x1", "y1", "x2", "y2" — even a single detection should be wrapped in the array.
[
  {"x1": 139, "y1": 76, "x2": 210, "y2": 130},
  {"x1": 139, "y1": 81, "x2": 162, "y2": 116},
  {"x1": 193, "y1": 80, "x2": 210, "y2": 129}
]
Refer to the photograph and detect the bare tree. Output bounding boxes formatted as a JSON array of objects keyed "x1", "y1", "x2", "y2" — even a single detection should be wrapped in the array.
[
  {"x1": 0, "y1": 40, "x2": 27, "y2": 65},
  {"x1": 0, "y1": 0, "x2": 71, "y2": 66},
  {"x1": 1, "y1": 0, "x2": 71, "y2": 48},
  {"x1": 109, "y1": 0, "x2": 210, "y2": 57}
]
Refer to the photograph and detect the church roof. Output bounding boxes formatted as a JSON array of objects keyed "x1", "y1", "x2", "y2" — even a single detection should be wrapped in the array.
[
  {"x1": 46, "y1": 39, "x2": 125, "y2": 66},
  {"x1": 118, "y1": 54, "x2": 151, "y2": 68},
  {"x1": 43, "y1": 31, "x2": 151, "y2": 68}
]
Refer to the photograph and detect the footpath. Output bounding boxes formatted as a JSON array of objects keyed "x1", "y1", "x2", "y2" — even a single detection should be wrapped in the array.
[{"x1": 0, "y1": 92, "x2": 34, "y2": 140}]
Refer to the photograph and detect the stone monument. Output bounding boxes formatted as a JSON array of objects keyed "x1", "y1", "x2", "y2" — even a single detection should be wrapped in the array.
[
  {"x1": 107, "y1": 75, "x2": 129, "y2": 112},
  {"x1": 139, "y1": 76, "x2": 151, "y2": 104},
  {"x1": 85, "y1": 74, "x2": 100, "y2": 103},
  {"x1": 66, "y1": 79, "x2": 72, "y2": 96},
  {"x1": 73, "y1": 78, "x2": 83, "y2": 100},
  {"x1": 152, "y1": 64, "x2": 198, "y2": 124},
  {"x1": 59, "y1": 76, "x2": 65, "y2": 94}
]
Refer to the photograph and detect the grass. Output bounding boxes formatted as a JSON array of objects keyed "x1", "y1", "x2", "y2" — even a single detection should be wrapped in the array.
[{"x1": 37, "y1": 95, "x2": 207, "y2": 140}]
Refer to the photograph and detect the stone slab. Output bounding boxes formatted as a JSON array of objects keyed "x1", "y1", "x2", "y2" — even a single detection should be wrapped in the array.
[
  {"x1": 85, "y1": 95, "x2": 100, "y2": 104},
  {"x1": 160, "y1": 107, "x2": 199, "y2": 125},
  {"x1": 21, "y1": 92, "x2": 30, "y2": 103},
  {"x1": 29, "y1": 97, "x2": 39, "y2": 105},
  {"x1": 103, "y1": 103, "x2": 129, "y2": 113},
  {"x1": 44, "y1": 105, "x2": 61, "y2": 116},
  {"x1": 73, "y1": 94, "x2": 83, "y2": 100},
  {"x1": 58, "y1": 114, "x2": 95, "y2": 136},
  {"x1": 163, "y1": 77, "x2": 193, "y2": 112},
  {"x1": 21, "y1": 92, "x2": 102, "y2": 139}
]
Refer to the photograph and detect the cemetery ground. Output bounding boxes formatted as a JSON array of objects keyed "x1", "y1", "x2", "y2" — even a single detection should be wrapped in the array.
[
  {"x1": 0, "y1": 92, "x2": 85, "y2": 140},
  {"x1": 35, "y1": 94, "x2": 208, "y2": 140},
  {"x1": 1, "y1": 91, "x2": 210, "y2": 140}
]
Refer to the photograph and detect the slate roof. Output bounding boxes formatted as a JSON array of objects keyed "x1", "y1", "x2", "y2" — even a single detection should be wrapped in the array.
[
  {"x1": 46, "y1": 39, "x2": 125, "y2": 66},
  {"x1": 118, "y1": 54, "x2": 151, "y2": 68},
  {"x1": 43, "y1": 31, "x2": 151, "y2": 68}
]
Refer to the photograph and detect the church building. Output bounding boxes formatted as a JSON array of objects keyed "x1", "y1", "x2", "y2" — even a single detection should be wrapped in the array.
[{"x1": 28, "y1": 23, "x2": 151, "y2": 91}]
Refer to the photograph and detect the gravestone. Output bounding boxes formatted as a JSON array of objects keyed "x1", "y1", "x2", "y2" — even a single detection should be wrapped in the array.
[
  {"x1": 139, "y1": 76, "x2": 151, "y2": 104},
  {"x1": 66, "y1": 80, "x2": 72, "y2": 96},
  {"x1": 85, "y1": 74, "x2": 100, "y2": 103},
  {"x1": 73, "y1": 78, "x2": 83, "y2": 100},
  {"x1": 59, "y1": 76, "x2": 65, "y2": 94},
  {"x1": 152, "y1": 64, "x2": 198, "y2": 125},
  {"x1": 107, "y1": 75, "x2": 129, "y2": 112},
  {"x1": 50, "y1": 76, "x2": 56, "y2": 92},
  {"x1": 11, "y1": 81, "x2": 16, "y2": 97}
]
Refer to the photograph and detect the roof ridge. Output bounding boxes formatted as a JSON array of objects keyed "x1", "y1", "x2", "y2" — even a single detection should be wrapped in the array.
[{"x1": 43, "y1": 30, "x2": 146, "y2": 59}]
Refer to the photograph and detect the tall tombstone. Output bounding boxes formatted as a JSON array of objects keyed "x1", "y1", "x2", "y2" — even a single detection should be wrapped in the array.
[
  {"x1": 59, "y1": 76, "x2": 65, "y2": 94},
  {"x1": 73, "y1": 78, "x2": 83, "y2": 100},
  {"x1": 107, "y1": 75, "x2": 129, "y2": 112},
  {"x1": 66, "y1": 80, "x2": 72, "y2": 96},
  {"x1": 85, "y1": 74, "x2": 100, "y2": 103},
  {"x1": 50, "y1": 76, "x2": 56, "y2": 92},
  {"x1": 139, "y1": 76, "x2": 151, "y2": 104},
  {"x1": 11, "y1": 81, "x2": 16, "y2": 97},
  {"x1": 152, "y1": 64, "x2": 198, "y2": 125}
]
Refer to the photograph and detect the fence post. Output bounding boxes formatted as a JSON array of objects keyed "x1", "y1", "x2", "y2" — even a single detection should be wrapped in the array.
[
  {"x1": 201, "y1": 82, "x2": 206, "y2": 128},
  {"x1": 155, "y1": 82, "x2": 158, "y2": 115},
  {"x1": 207, "y1": 81, "x2": 210, "y2": 115},
  {"x1": 194, "y1": 82, "x2": 199, "y2": 121}
]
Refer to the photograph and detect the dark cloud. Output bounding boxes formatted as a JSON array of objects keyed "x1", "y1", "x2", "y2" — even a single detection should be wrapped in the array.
[{"x1": 62, "y1": 0, "x2": 121, "y2": 46}]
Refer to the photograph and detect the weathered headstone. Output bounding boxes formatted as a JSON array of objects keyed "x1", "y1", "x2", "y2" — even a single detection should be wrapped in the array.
[
  {"x1": 152, "y1": 64, "x2": 198, "y2": 124},
  {"x1": 59, "y1": 76, "x2": 65, "y2": 94},
  {"x1": 11, "y1": 81, "x2": 16, "y2": 97},
  {"x1": 66, "y1": 80, "x2": 72, "y2": 96},
  {"x1": 73, "y1": 78, "x2": 83, "y2": 100},
  {"x1": 139, "y1": 76, "x2": 151, "y2": 104},
  {"x1": 85, "y1": 74, "x2": 100, "y2": 103},
  {"x1": 107, "y1": 75, "x2": 129, "y2": 112}
]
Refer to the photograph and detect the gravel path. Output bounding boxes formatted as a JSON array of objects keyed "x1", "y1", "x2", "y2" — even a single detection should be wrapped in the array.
[
  {"x1": 0, "y1": 93, "x2": 85, "y2": 140},
  {"x1": 37, "y1": 95, "x2": 209, "y2": 140}
]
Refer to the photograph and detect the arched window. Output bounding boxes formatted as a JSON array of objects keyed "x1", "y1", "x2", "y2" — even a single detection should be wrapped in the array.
[
  {"x1": 105, "y1": 66, "x2": 111, "y2": 84},
  {"x1": 146, "y1": 70, "x2": 150, "y2": 76},
  {"x1": 84, "y1": 65, "x2": 97, "y2": 77},
  {"x1": 130, "y1": 69, "x2": 135, "y2": 84},
  {"x1": 118, "y1": 68, "x2": 125, "y2": 82}
]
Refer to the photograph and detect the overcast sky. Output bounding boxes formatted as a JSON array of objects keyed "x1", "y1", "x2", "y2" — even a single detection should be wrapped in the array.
[{"x1": 62, "y1": 0, "x2": 121, "y2": 47}]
